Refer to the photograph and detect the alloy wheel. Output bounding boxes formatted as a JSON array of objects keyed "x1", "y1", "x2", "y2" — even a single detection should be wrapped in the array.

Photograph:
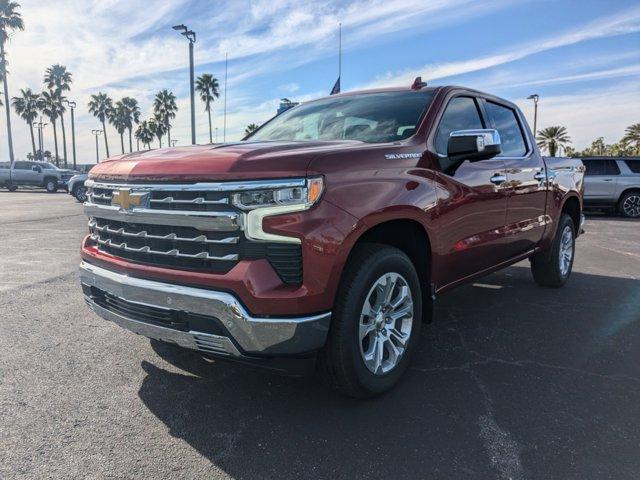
[
  {"x1": 559, "y1": 225, "x2": 574, "y2": 277},
  {"x1": 622, "y1": 195, "x2": 640, "y2": 218},
  {"x1": 358, "y1": 272, "x2": 414, "y2": 375}
]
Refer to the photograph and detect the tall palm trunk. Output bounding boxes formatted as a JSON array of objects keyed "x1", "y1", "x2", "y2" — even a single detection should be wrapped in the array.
[
  {"x1": 158, "y1": 136, "x2": 162, "y2": 148},
  {"x1": 1, "y1": 44, "x2": 15, "y2": 164},
  {"x1": 52, "y1": 119, "x2": 59, "y2": 166},
  {"x1": 100, "y1": 119, "x2": 110, "y2": 157},
  {"x1": 60, "y1": 113, "x2": 68, "y2": 168},
  {"x1": 29, "y1": 123, "x2": 37, "y2": 158},
  {"x1": 207, "y1": 108, "x2": 212, "y2": 143},
  {"x1": 167, "y1": 122, "x2": 171, "y2": 146},
  {"x1": 120, "y1": 133, "x2": 125, "y2": 154},
  {"x1": 128, "y1": 128, "x2": 133, "y2": 152}
]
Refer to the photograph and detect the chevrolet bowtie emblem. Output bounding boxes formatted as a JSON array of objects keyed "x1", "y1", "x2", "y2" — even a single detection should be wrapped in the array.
[{"x1": 111, "y1": 188, "x2": 148, "y2": 210}]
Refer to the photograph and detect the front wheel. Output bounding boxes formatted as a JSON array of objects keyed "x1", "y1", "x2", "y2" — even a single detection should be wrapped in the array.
[
  {"x1": 618, "y1": 191, "x2": 640, "y2": 218},
  {"x1": 74, "y1": 185, "x2": 88, "y2": 203},
  {"x1": 318, "y1": 244, "x2": 422, "y2": 398},
  {"x1": 531, "y1": 214, "x2": 575, "y2": 288},
  {"x1": 45, "y1": 179, "x2": 58, "y2": 193}
]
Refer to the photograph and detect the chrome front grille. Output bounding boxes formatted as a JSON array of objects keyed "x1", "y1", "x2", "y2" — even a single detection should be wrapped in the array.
[{"x1": 84, "y1": 180, "x2": 304, "y2": 282}]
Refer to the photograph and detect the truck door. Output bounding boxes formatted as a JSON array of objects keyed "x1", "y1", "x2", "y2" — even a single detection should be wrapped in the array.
[
  {"x1": 431, "y1": 95, "x2": 509, "y2": 287},
  {"x1": 12, "y1": 161, "x2": 37, "y2": 185},
  {"x1": 483, "y1": 100, "x2": 548, "y2": 257}
]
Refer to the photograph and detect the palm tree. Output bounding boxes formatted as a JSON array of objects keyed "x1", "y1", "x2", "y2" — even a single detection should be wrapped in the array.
[
  {"x1": 536, "y1": 126, "x2": 571, "y2": 157},
  {"x1": 135, "y1": 120, "x2": 154, "y2": 149},
  {"x1": 149, "y1": 115, "x2": 167, "y2": 148},
  {"x1": 44, "y1": 64, "x2": 72, "y2": 166},
  {"x1": 622, "y1": 123, "x2": 640, "y2": 155},
  {"x1": 0, "y1": 0, "x2": 24, "y2": 165},
  {"x1": 244, "y1": 123, "x2": 259, "y2": 136},
  {"x1": 39, "y1": 90, "x2": 64, "y2": 166},
  {"x1": 121, "y1": 97, "x2": 140, "y2": 152},
  {"x1": 11, "y1": 87, "x2": 38, "y2": 157},
  {"x1": 88, "y1": 92, "x2": 113, "y2": 157},
  {"x1": 153, "y1": 89, "x2": 177, "y2": 146},
  {"x1": 109, "y1": 102, "x2": 128, "y2": 154},
  {"x1": 195, "y1": 74, "x2": 220, "y2": 143}
]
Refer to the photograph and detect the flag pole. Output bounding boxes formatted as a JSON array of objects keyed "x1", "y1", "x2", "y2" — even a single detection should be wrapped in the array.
[
  {"x1": 223, "y1": 52, "x2": 228, "y2": 142},
  {"x1": 338, "y1": 22, "x2": 342, "y2": 81}
]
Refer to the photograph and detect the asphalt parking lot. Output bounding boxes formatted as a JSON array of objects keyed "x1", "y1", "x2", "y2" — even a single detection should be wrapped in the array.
[{"x1": 1, "y1": 191, "x2": 639, "y2": 480}]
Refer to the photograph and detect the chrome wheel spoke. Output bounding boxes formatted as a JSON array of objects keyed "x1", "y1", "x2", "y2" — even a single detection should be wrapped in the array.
[
  {"x1": 389, "y1": 328, "x2": 409, "y2": 346},
  {"x1": 359, "y1": 321, "x2": 376, "y2": 341}
]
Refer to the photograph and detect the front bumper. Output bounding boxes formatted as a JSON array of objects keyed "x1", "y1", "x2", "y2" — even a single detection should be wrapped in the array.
[{"x1": 79, "y1": 261, "x2": 331, "y2": 357}]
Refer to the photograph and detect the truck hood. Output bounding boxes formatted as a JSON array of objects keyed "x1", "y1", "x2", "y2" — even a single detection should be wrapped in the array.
[{"x1": 89, "y1": 140, "x2": 362, "y2": 182}]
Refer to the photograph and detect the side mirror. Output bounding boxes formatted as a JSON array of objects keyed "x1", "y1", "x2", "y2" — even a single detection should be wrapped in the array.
[
  {"x1": 32, "y1": 165, "x2": 42, "y2": 172},
  {"x1": 447, "y1": 129, "x2": 501, "y2": 163}
]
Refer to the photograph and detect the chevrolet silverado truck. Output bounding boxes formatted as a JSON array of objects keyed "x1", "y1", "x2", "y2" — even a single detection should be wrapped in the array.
[
  {"x1": 79, "y1": 84, "x2": 585, "y2": 397},
  {"x1": 0, "y1": 160, "x2": 77, "y2": 192}
]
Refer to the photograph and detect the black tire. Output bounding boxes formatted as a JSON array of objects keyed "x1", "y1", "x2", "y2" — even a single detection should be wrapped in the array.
[
  {"x1": 44, "y1": 178, "x2": 58, "y2": 193},
  {"x1": 74, "y1": 185, "x2": 88, "y2": 203},
  {"x1": 318, "y1": 243, "x2": 422, "y2": 398},
  {"x1": 531, "y1": 214, "x2": 575, "y2": 288},
  {"x1": 618, "y1": 191, "x2": 640, "y2": 218}
]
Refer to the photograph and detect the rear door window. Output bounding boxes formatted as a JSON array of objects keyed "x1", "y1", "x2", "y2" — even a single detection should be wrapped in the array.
[
  {"x1": 14, "y1": 161, "x2": 30, "y2": 170},
  {"x1": 484, "y1": 101, "x2": 527, "y2": 157},
  {"x1": 584, "y1": 160, "x2": 621, "y2": 176},
  {"x1": 435, "y1": 97, "x2": 484, "y2": 155}
]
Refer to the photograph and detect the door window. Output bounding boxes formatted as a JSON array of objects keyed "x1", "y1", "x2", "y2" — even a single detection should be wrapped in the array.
[
  {"x1": 584, "y1": 160, "x2": 621, "y2": 176},
  {"x1": 435, "y1": 97, "x2": 484, "y2": 155},
  {"x1": 13, "y1": 161, "x2": 30, "y2": 170},
  {"x1": 484, "y1": 101, "x2": 527, "y2": 157}
]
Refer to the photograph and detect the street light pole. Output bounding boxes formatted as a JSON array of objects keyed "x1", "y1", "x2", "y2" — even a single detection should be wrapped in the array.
[
  {"x1": 170, "y1": 139, "x2": 178, "y2": 147},
  {"x1": 32, "y1": 118, "x2": 48, "y2": 159},
  {"x1": 64, "y1": 100, "x2": 77, "y2": 169},
  {"x1": 92, "y1": 129, "x2": 103, "y2": 163},
  {"x1": 173, "y1": 24, "x2": 197, "y2": 145},
  {"x1": 527, "y1": 94, "x2": 539, "y2": 138}
]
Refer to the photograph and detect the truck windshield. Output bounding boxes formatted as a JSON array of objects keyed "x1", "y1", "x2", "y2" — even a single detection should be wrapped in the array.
[{"x1": 249, "y1": 90, "x2": 436, "y2": 144}]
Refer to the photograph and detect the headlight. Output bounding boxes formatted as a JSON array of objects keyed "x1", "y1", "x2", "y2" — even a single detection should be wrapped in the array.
[
  {"x1": 238, "y1": 177, "x2": 324, "y2": 244},
  {"x1": 231, "y1": 177, "x2": 324, "y2": 210}
]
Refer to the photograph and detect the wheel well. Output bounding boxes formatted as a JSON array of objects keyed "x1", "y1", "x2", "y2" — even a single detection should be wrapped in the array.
[
  {"x1": 352, "y1": 219, "x2": 431, "y2": 292},
  {"x1": 618, "y1": 188, "x2": 640, "y2": 204},
  {"x1": 561, "y1": 196, "x2": 581, "y2": 232}
]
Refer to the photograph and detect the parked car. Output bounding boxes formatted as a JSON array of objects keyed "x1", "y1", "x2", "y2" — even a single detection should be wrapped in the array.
[
  {"x1": 582, "y1": 157, "x2": 640, "y2": 218},
  {"x1": 0, "y1": 161, "x2": 78, "y2": 193},
  {"x1": 78, "y1": 84, "x2": 585, "y2": 397},
  {"x1": 67, "y1": 173, "x2": 89, "y2": 202}
]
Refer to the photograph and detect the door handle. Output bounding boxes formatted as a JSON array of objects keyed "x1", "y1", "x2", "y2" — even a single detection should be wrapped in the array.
[
  {"x1": 533, "y1": 171, "x2": 546, "y2": 181},
  {"x1": 603, "y1": 178, "x2": 613, "y2": 182},
  {"x1": 490, "y1": 174, "x2": 507, "y2": 185}
]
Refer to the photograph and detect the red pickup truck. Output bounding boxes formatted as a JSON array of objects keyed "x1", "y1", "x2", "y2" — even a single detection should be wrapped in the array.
[{"x1": 79, "y1": 84, "x2": 585, "y2": 397}]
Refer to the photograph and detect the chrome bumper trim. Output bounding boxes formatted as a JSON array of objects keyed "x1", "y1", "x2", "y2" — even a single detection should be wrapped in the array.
[
  {"x1": 84, "y1": 203, "x2": 241, "y2": 231},
  {"x1": 79, "y1": 261, "x2": 331, "y2": 355},
  {"x1": 86, "y1": 300, "x2": 242, "y2": 356}
]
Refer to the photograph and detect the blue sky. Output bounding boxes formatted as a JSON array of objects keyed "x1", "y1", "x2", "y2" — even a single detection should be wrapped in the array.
[{"x1": 2, "y1": 0, "x2": 639, "y2": 163}]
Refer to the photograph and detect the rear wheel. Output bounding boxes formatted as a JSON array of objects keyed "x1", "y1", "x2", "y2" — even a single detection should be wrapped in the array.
[
  {"x1": 531, "y1": 213, "x2": 575, "y2": 288},
  {"x1": 618, "y1": 191, "x2": 640, "y2": 218},
  {"x1": 318, "y1": 244, "x2": 422, "y2": 398},
  {"x1": 45, "y1": 179, "x2": 58, "y2": 193}
]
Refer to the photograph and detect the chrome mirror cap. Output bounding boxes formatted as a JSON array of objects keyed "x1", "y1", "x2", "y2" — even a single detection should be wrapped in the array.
[{"x1": 450, "y1": 129, "x2": 501, "y2": 152}]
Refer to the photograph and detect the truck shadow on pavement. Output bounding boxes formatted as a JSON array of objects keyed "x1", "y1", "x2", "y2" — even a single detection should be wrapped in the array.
[{"x1": 137, "y1": 266, "x2": 640, "y2": 480}]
